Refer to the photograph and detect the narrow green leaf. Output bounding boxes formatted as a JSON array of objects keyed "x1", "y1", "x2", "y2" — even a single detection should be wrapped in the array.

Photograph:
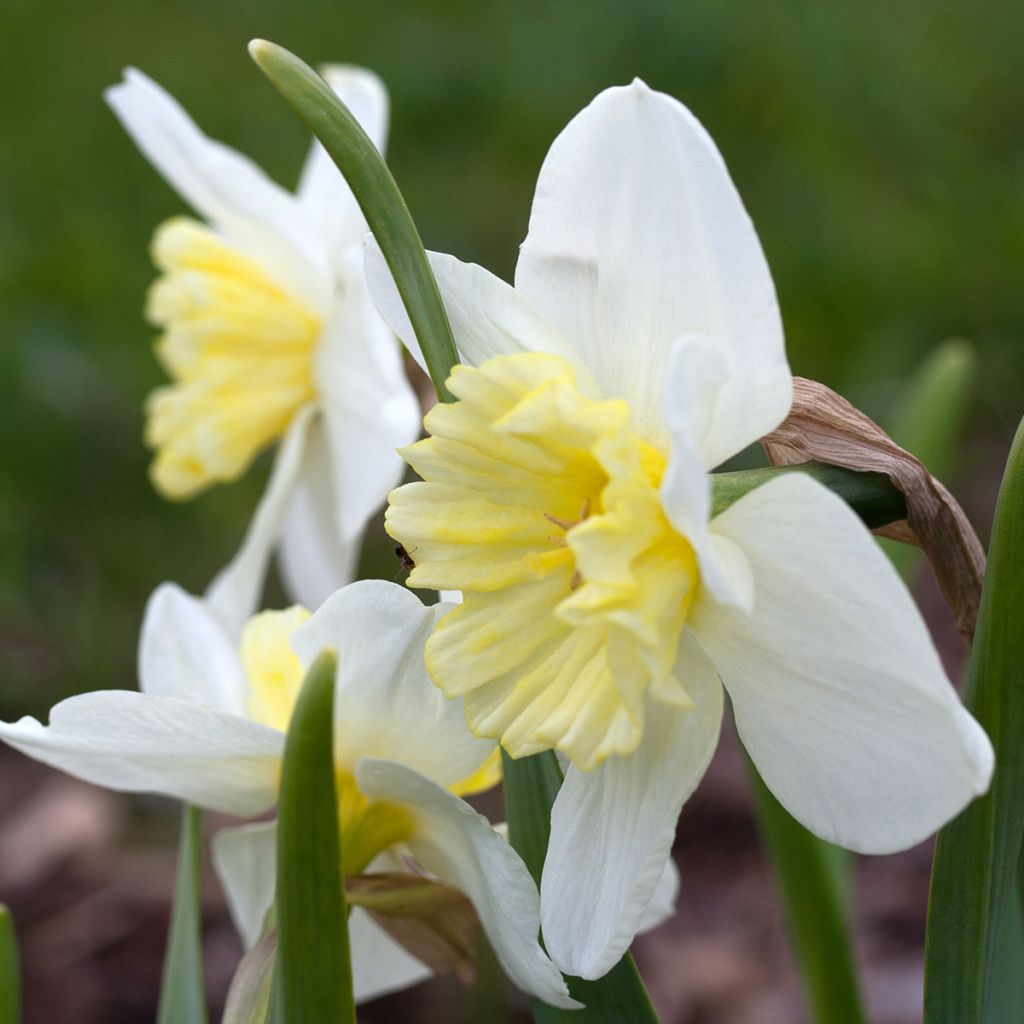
[
  {"x1": 882, "y1": 338, "x2": 977, "y2": 579},
  {"x1": 501, "y1": 751, "x2": 659, "y2": 1024},
  {"x1": 0, "y1": 905, "x2": 21, "y2": 1024},
  {"x1": 748, "y1": 764, "x2": 865, "y2": 1024},
  {"x1": 248, "y1": 40, "x2": 458, "y2": 401},
  {"x1": 925, "y1": 416, "x2": 1024, "y2": 1023},
  {"x1": 268, "y1": 650, "x2": 353, "y2": 1024},
  {"x1": 157, "y1": 805, "x2": 208, "y2": 1024},
  {"x1": 983, "y1": 885, "x2": 1024, "y2": 1024}
]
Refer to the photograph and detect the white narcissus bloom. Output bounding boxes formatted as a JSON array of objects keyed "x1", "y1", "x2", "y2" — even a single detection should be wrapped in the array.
[
  {"x1": 0, "y1": 581, "x2": 576, "y2": 1008},
  {"x1": 105, "y1": 68, "x2": 420, "y2": 612},
  {"x1": 366, "y1": 80, "x2": 995, "y2": 978}
]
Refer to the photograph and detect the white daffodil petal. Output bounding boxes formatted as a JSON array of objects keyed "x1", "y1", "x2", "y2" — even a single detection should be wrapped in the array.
[
  {"x1": 661, "y1": 338, "x2": 755, "y2": 610},
  {"x1": 541, "y1": 634, "x2": 722, "y2": 979},
  {"x1": 138, "y1": 582, "x2": 248, "y2": 714},
  {"x1": 212, "y1": 821, "x2": 278, "y2": 949},
  {"x1": 297, "y1": 66, "x2": 388, "y2": 263},
  {"x1": 314, "y1": 249, "x2": 420, "y2": 543},
  {"x1": 364, "y1": 239, "x2": 587, "y2": 378},
  {"x1": 205, "y1": 406, "x2": 316, "y2": 639},
  {"x1": 278, "y1": 420, "x2": 361, "y2": 611},
  {"x1": 357, "y1": 759, "x2": 579, "y2": 1010},
  {"x1": 105, "y1": 68, "x2": 329, "y2": 309},
  {"x1": 349, "y1": 907, "x2": 435, "y2": 1004},
  {"x1": 292, "y1": 582, "x2": 495, "y2": 788},
  {"x1": 515, "y1": 80, "x2": 789, "y2": 453},
  {"x1": 0, "y1": 692, "x2": 282, "y2": 815},
  {"x1": 691, "y1": 472, "x2": 994, "y2": 854},
  {"x1": 637, "y1": 855, "x2": 680, "y2": 935}
]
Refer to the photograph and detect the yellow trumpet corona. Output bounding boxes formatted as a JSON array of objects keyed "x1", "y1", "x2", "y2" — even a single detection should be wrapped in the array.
[
  {"x1": 386, "y1": 352, "x2": 700, "y2": 771},
  {"x1": 145, "y1": 218, "x2": 321, "y2": 500}
]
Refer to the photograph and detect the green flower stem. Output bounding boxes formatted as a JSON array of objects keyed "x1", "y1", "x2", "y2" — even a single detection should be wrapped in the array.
[
  {"x1": 0, "y1": 905, "x2": 20, "y2": 1024},
  {"x1": 268, "y1": 651, "x2": 354, "y2": 1024},
  {"x1": 502, "y1": 751, "x2": 660, "y2": 1023},
  {"x1": 248, "y1": 40, "x2": 458, "y2": 402},
  {"x1": 711, "y1": 462, "x2": 905, "y2": 528},
  {"x1": 925, "y1": 416, "x2": 1024, "y2": 1023},
  {"x1": 748, "y1": 764, "x2": 865, "y2": 1024},
  {"x1": 156, "y1": 805, "x2": 207, "y2": 1024}
]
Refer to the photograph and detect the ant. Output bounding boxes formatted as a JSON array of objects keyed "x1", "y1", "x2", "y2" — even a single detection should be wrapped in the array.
[{"x1": 394, "y1": 544, "x2": 417, "y2": 574}]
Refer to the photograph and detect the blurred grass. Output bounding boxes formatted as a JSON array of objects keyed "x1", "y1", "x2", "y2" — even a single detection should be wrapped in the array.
[{"x1": 1, "y1": 0, "x2": 1021, "y2": 714}]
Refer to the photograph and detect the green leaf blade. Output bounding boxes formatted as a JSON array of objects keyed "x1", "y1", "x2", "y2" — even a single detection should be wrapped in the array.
[
  {"x1": 502, "y1": 751, "x2": 660, "y2": 1024},
  {"x1": 925, "y1": 415, "x2": 1024, "y2": 1023},
  {"x1": 157, "y1": 805, "x2": 208, "y2": 1024},
  {"x1": 748, "y1": 764, "x2": 865, "y2": 1024},
  {"x1": 269, "y1": 650, "x2": 354, "y2": 1024},
  {"x1": 248, "y1": 40, "x2": 458, "y2": 402},
  {"x1": 0, "y1": 904, "x2": 21, "y2": 1024}
]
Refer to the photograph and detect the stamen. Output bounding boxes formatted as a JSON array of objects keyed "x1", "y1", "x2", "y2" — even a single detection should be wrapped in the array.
[
  {"x1": 543, "y1": 512, "x2": 576, "y2": 531},
  {"x1": 570, "y1": 570, "x2": 583, "y2": 591}
]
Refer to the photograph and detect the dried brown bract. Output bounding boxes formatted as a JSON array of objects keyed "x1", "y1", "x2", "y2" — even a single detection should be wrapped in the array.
[
  {"x1": 346, "y1": 872, "x2": 480, "y2": 985},
  {"x1": 761, "y1": 377, "x2": 986, "y2": 641}
]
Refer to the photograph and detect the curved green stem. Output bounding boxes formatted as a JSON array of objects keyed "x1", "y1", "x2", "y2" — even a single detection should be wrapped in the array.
[{"x1": 248, "y1": 40, "x2": 458, "y2": 402}]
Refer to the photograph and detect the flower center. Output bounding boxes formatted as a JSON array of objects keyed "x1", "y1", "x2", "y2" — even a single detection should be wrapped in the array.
[
  {"x1": 240, "y1": 607, "x2": 419, "y2": 874},
  {"x1": 145, "y1": 217, "x2": 321, "y2": 499},
  {"x1": 386, "y1": 352, "x2": 701, "y2": 771},
  {"x1": 336, "y1": 770, "x2": 416, "y2": 876}
]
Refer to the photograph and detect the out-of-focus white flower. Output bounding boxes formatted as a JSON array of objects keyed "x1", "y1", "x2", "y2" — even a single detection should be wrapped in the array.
[
  {"x1": 105, "y1": 68, "x2": 420, "y2": 613},
  {"x1": 367, "y1": 80, "x2": 994, "y2": 979},
  {"x1": 0, "y1": 580, "x2": 575, "y2": 1007}
]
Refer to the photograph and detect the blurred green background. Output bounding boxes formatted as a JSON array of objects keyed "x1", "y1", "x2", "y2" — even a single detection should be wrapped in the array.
[{"x1": 1, "y1": 0, "x2": 1021, "y2": 717}]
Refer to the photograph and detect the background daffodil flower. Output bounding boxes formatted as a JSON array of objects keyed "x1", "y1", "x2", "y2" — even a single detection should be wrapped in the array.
[
  {"x1": 105, "y1": 67, "x2": 420, "y2": 611},
  {"x1": 0, "y1": 580, "x2": 576, "y2": 1008},
  {"x1": 366, "y1": 80, "x2": 995, "y2": 978}
]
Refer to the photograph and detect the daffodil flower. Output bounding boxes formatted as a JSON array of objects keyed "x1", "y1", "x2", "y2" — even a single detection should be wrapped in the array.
[
  {"x1": 0, "y1": 581, "x2": 576, "y2": 1007},
  {"x1": 105, "y1": 68, "x2": 420, "y2": 610},
  {"x1": 365, "y1": 81, "x2": 995, "y2": 977}
]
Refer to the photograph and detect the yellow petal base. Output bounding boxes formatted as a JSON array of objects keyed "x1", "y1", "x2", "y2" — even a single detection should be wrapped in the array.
[
  {"x1": 386, "y1": 352, "x2": 700, "y2": 771},
  {"x1": 144, "y1": 217, "x2": 321, "y2": 499}
]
